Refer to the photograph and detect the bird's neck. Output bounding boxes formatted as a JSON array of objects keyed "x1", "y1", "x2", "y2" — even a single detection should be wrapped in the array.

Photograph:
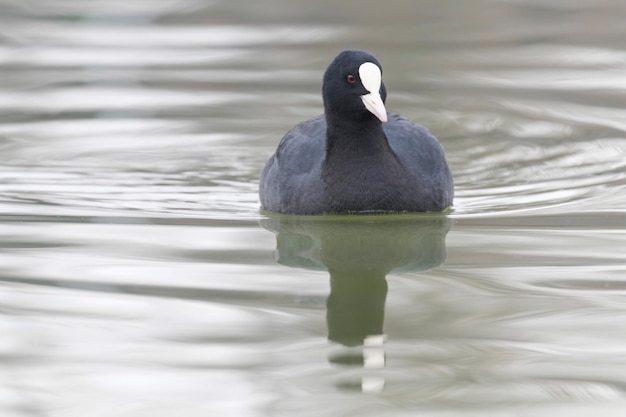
[{"x1": 324, "y1": 116, "x2": 394, "y2": 160}]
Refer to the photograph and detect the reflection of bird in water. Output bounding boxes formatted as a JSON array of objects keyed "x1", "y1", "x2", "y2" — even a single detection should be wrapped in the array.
[{"x1": 261, "y1": 214, "x2": 451, "y2": 392}]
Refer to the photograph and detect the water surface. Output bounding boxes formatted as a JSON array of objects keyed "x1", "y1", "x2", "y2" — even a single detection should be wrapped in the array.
[{"x1": 1, "y1": 1, "x2": 626, "y2": 416}]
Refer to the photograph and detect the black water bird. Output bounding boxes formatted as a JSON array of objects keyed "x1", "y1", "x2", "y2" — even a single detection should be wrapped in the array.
[{"x1": 259, "y1": 50, "x2": 453, "y2": 214}]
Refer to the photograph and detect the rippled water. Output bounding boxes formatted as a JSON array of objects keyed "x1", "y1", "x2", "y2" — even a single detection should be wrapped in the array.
[{"x1": 1, "y1": 0, "x2": 626, "y2": 416}]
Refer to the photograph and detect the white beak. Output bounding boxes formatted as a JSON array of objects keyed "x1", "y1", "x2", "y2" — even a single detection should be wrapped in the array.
[
  {"x1": 359, "y1": 62, "x2": 387, "y2": 123},
  {"x1": 361, "y1": 92, "x2": 388, "y2": 123}
]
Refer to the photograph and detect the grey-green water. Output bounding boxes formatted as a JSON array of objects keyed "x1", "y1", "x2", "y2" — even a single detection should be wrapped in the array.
[{"x1": 1, "y1": 1, "x2": 626, "y2": 416}]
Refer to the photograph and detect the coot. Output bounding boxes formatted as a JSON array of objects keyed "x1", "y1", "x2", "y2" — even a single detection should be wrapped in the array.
[{"x1": 259, "y1": 50, "x2": 453, "y2": 214}]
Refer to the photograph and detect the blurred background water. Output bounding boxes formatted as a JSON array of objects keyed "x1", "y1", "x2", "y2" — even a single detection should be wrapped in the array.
[{"x1": 1, "y1": 0, "x2": 626, "y2": 416}]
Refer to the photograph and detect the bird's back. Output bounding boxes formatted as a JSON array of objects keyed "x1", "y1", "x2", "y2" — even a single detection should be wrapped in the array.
[
  {"x1": 260, "y1": 113, "x2": 453, "y2": 214},
  {"x1": 383, "y1": 113, "x2": 454, "y2": 210},
  {"x1": 259, "y1": 115, "x2": 327, "y2": 213}
]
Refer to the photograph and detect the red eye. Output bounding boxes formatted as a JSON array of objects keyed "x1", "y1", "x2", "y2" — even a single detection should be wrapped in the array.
[{"x1": 346, "y1": 74, "x2": 356, "y2": 83}]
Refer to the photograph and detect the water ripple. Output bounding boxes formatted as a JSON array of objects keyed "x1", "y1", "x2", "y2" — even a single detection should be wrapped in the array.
[{"x1": 2, "y1": 1, "x2": 626, "y2": 415}]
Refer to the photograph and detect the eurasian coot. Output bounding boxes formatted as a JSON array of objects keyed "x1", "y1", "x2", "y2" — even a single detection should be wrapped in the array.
[{"x1": 259, "y1": 50, "x2": 453, "y2": 214}]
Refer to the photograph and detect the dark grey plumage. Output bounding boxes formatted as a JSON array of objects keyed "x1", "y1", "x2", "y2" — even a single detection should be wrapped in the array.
[{"x1": 259, "y1": 50, "x2": 453, "y2": 214}]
